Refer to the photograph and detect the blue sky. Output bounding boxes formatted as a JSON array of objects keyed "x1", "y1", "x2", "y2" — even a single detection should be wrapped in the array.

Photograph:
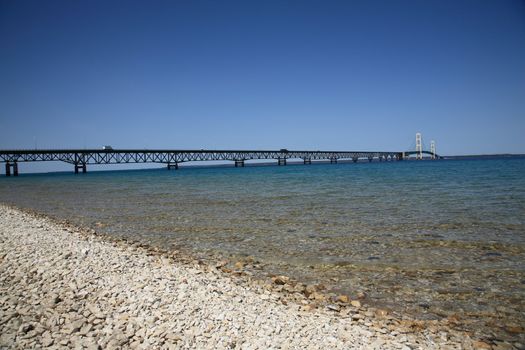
[{"x1": 1, "y1": 0, "x2": 524, "y2": 169}]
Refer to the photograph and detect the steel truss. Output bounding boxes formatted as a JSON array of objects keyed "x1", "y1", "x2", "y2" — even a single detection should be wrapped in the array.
[{"x1": 0, "y1": 149, "x2": 418, "y2": 176}]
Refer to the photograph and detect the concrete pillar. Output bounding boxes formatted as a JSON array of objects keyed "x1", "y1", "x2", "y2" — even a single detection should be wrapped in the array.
[
  {"x1": 303, "y1": 158, "x2": 311, "y2": 165},
  {"x1": 5, "y1": 162, "x2": 11, "y2": 176},
  {"x1": 13, "y1": 162, "x2": 18, "y2": 176},
  {"x1": 167, "y1": 162, "x2": 179, "y2": 170},
  {"x1": 352, "y1": 157, "x2": 358, "y2": 163},
  {"x1": 330, "y1": 158, "x2": 337, "y2": 164},
  {"x1": 75, "y1": 163, "x2": 87, "y2": 174},
  {"x1": 368, "y1": 157, "x2": 373, "y2": 162},
  {"x1": 235, "y1": 160, "x2": 245, "y2": 167},
  {"x1": 278, "y1": 158, "x2": 286, "y2": 166}
]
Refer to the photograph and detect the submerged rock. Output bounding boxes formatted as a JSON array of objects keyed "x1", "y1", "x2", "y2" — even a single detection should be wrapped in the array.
[
  {"x1": 350, "y1": 300, "x2": 361, "y2": 308},
  {"x1": 272, "y1": 275, "x2": 290, "y2": 285},
  {"x1": 336, "y1": 295, "x2": 349, "y2": 303}
]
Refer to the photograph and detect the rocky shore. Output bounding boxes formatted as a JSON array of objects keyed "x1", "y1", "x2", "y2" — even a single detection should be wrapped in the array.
[{"x1": 0, "y1": 205, "x2": 506, "y2": 349}]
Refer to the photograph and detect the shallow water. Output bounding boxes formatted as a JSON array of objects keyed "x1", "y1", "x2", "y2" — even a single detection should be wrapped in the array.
[{"x1": 1, "y1": 158, "x2": 524, "y2": 340}]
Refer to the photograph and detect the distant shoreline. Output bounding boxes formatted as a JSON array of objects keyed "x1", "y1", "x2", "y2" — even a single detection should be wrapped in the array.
[{"x1": 442, "y1": 153, "x2": 525, "y2": 160}]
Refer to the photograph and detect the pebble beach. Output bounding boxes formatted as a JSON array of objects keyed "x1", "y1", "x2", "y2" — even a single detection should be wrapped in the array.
[{"x1": 0, "y1": 205, "x2": 518, "y2": 349}]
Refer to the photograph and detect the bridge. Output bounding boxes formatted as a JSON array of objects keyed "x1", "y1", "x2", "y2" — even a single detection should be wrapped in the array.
[
  {"x1": 403, "y1": 150, "x2": 440, "y2": 158},
  {"x1": 0, "y1": 148, "x2": 442, "y2": 176},
  {"x1": 0, "y1": 134, "x2": 441, "y2": 176},
  {"x1": 0, "y1": 149, "x2": 408, "y2": 176}
]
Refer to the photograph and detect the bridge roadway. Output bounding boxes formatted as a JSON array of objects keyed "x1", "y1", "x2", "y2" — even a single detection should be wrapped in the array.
[{"x1": 0, "y1": 149, "x2": 439, "y2": 176}]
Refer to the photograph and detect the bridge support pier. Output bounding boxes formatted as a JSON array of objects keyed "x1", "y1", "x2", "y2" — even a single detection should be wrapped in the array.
[
  {"x1": 278, "y1": 158, "x2": 287, "y2": 166},
  {"x1": 235, "y1": 160, "x2": 245, "y2": 167},
  {"x1": 303, "y1": 158, "x2": 311, "y2": 165},
  {"x1": 74, "y1": 163, "x2": 86, "y2": 174},
  {"x1": 352, "y1": 157, "x2": 358, "y2": 163},
  {"x1": 5, "y1": 161, "x2": 18, "y2": 176},
  {"x1": 368, "y1": 157, "x2": 373, "y2": 162},
  {"x1": 167, "y1": 162, "x2": 179, "y2": 170},
  {"x1": 330, "y1": 158, "x2": 338, "y2": 164}
]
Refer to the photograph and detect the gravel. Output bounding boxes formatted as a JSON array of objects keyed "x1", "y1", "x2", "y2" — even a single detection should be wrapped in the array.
[{"x1": 0, "y1": 205, "x2": 483, "y2": 349}]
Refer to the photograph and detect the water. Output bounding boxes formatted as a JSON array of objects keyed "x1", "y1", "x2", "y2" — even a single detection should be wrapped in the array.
[{"x1": 1, "y1": 159, "x2": 524, "y2": 340}]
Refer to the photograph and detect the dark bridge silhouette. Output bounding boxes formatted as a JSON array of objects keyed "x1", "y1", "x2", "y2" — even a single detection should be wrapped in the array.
[{"x1": 0, "y1": 148, "x2": 441, "y2": 176}]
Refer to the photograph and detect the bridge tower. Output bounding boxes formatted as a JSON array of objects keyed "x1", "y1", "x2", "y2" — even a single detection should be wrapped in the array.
[
  {"x1": 415, "y1": 132, "x2": 423, "y2": 160},
  {"x1": 430, "y1": 140, "x2": 436, "y2": 160}
]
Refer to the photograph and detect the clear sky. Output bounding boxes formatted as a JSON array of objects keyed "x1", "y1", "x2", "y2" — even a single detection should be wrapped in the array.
[{"x1": 1, "y1": 0, "x2": 524, "y2": 165}]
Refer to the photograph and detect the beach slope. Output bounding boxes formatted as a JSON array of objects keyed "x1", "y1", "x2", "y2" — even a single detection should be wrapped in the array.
[{"x1": 0, "y1": 205, "x2": 472, "y2": 349}]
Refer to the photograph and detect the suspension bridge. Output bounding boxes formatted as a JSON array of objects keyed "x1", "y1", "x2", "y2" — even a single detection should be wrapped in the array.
[{"x1": 0, "y1": 133, "x2": 440, "y2": 176}]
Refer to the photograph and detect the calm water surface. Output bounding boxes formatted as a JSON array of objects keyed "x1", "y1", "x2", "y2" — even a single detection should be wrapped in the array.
[{"x1": 1, "y1": 159, "x2": 524, "y2": 340}]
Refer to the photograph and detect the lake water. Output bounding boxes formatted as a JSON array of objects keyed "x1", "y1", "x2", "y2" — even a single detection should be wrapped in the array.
[{"x1": 1, "y1": 158, "x2": 524, "y2": 341}]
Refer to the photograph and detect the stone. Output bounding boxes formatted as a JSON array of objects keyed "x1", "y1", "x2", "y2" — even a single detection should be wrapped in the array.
[
  {"x1": 19, "y1": 323, "x2": 34, "y2": 333},
  {"x1": 301, "y1": 304, "x2": 316, "y2": 312},
  {"x1": 215, "y1": 260, "x2": 229, "y2": 268},
  {"x1": 505, "y1": 324, "x2": 524, "y2": 334},
  {"x1": 107, "y1": 333, "x2": 129, "y2": 347},
  {"x1": 272, "y1": 276, "x2": 290, "y2": 285},
  {"x1": 129, "y1": 340, "x2": 142, "y2": 349},
  {"x1": 351, "y1": 314, "x2": 364, "y2": 321},
  {"x1": 493, "y1": 342, "x2": 515, "y2": 350},
  {"x1": 350, "y1": 300, "x2": 361, "y2": 308},
  {"x1": 64, "y1": 319, "x2": 85, "y2": 334},
  {"x1": 49, "y1": 294, "x2": 62, "y2": 305},
  {"x1": 304, "y1": 285, "x2": 317, "y2": 297},
  {"x1": 336, "y1": 295, "x2": 349, "y2": 303},
  {"x1": 87, "y1": 305, "x2": 105, "y2": 319},
  {"x1": 356, "y1": 291, "x2": 367, "y2": 299},
  {"x1": 79, "y1": 323, "x2": 93, "y2": 335},
  {"x1": 309, "y1": 292, "x2": 325, "y2": 301},
  {"x1": 41, "y1": 334, "x2": 54, "y2": 347},
  {"x1": 165, "y1": 333, "x2": 182, "y2": 341},
  {"x1": 293, "y1": 283, "x2": 306, "y2": 293},
  {"x1": 283, "y1": 284, "x2": 295, "y2": 293},
  {"x1": 327, "y1": 304, "x2": 341, "y2": 312},
  {"x1": 375, "y1": 309, "x2": 389, "y2": 317},
  {"x1": 81, "y1": 337, "x2": 100, "y2": 349},
  {"x1": 472, "y1": 341, "x2": 492, "y2": 349}
]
